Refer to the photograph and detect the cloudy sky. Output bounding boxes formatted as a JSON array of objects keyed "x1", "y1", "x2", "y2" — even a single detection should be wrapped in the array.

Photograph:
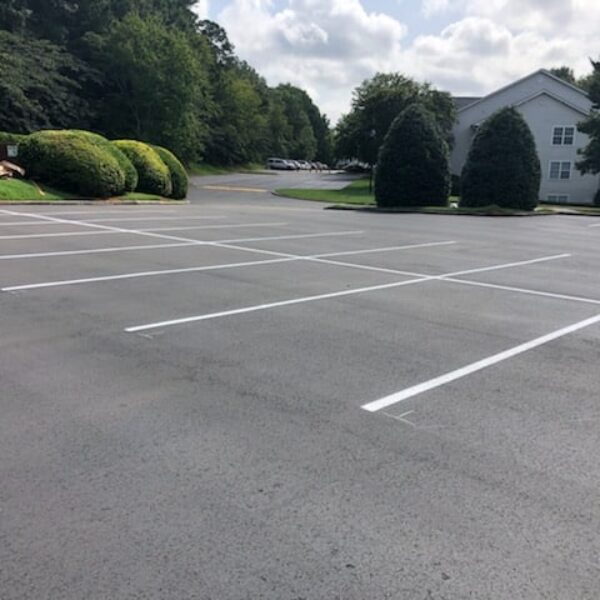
[{"x1": 194, "y1": 1, "x2": 600, "y2": 124}]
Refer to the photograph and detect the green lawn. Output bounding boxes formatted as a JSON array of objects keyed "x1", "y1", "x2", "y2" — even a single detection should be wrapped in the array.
[
  {"x1": 276, "y1": 177, "x2": 376, "y2": 205},
  {"x1": 275, "y1": 178, "x2": 600, "y2": 216},
  {"x1": 0, "y1": 178, "x2": 76, "y2": 201},
  {"x1": 0, "y1": 178, "x2": 172, "y2": 202}
]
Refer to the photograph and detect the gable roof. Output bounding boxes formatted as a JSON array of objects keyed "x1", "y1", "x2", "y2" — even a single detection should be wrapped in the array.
[
  {"x1": 512, "y1": 89, "x2": 590, "y2": 116},
  {"x1": 457, "y1": 69, "x2": 590, "y2": 114}
]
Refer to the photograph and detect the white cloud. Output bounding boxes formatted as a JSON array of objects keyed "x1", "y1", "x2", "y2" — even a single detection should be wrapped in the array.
[
  {"x1": 192, "y1": 0, "x2": 210, "y2": 20},
  {"x1": 215, "y1": 0, "x2": 600, "y2": 123}
]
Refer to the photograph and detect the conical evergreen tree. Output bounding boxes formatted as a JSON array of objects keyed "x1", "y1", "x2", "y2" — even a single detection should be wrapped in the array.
[
  {"x1": 461, "y1": 107, "x2": 540, "y2": 210},
  {"x1": 375, "y1": 104, "x2": 449, "y2": 207}
]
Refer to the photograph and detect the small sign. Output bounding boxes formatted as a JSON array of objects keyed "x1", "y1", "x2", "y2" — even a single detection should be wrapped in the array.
[{"x1": 7, "y1": 145, "x2": 18, "y2": 158}]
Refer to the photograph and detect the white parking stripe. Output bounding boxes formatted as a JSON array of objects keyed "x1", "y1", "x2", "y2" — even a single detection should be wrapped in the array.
[
  {"x1": 0, "y1": 230, "x2": 117, "y2": 240},
  {"x1": 0, "y1": 231, "x2": 364, "y2": 261},
  {"x1": 123, "y1": 254, "x2": 570, "y2": 332},
  {"x1": 0, "y1": 240, "x2": 449, "y2": 290},
  {"x1": 443, "y1": 277, "x2": 600, "y2": 307},
  {"x1": 124, "y1": 277, "x2": 434, "y2": 333},
  {"x1": 0, "y1": 221, "x2": 288, "y2": 240},
  {"x1": 88, "y1": 215, "x2": 225, "y2": 223},
  {"x1": 139, "y1": 222, "x2": 288, "y2": 232},
  {"x1": 361, "y1": 313, "x2": 600, "y2": 412}
]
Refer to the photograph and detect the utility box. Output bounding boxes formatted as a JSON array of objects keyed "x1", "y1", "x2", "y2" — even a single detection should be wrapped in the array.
[{"x1": 0, "y1": 144, "x2": 19, "y2": 160}]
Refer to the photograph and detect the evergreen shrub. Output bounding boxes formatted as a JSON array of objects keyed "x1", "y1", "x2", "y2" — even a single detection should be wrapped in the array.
[
  {"x1": 19, "y1": 131, "x2": 126, "y2": 198},
  {"x1": 113, "y1": 140, "x2": 172, "y2": 197},
  {"x1": 153, "y1": 145, "x2": 188, "y2": 199},
  {"x1": 461, "y1": 107, "x2": 540, "y2": 210},
  {"x1": 375, "y1": 104, "x2": 450, "y2": 208}
]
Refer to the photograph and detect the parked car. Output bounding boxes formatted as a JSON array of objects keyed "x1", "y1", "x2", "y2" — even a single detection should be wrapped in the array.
[{"x1": 266, "y1": 157, "x2": 294, "y2": 170}]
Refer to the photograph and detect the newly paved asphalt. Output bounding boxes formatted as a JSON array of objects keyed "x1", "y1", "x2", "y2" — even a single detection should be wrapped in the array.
[{"x1": 1, "y1": 171, "x2": 599, "y2": 599}]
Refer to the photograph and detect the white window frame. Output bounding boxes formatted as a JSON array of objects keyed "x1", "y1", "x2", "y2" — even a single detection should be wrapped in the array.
[
  {"x1": 549, "y1": 160, "x2": 572, "y2": 180},
  {"x1": 552, "y1": 125, "x2": 576, "y2": 146}
]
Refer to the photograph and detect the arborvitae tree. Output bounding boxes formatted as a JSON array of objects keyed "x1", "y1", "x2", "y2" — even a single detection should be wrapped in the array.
[
  {"x1": 461, "y1": 107, "x2": 540, "y2": 210},
  {"x1": 375, "y1": 104, "x2": 450, "y2": 208}
]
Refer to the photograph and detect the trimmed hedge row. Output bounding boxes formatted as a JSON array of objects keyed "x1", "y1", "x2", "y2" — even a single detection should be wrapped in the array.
[
  {"x1": 153, "y1": 145, "x2": 188, "y2": 200},
  {"x1": 67, "y1": 130, "x2": 139, "y2": 192},
  {"x1": 113, "y1": 140, "x2": 172, "y2": 197},
  {"x1": 0, "y1": 131, "x2": 27, "y2": 145},
  {"x1": 5, "y1": 129, "x2": 188, "y2": 199},
  {"x1": 20, "y1": 132, "x2": 126, "y2": 198}
]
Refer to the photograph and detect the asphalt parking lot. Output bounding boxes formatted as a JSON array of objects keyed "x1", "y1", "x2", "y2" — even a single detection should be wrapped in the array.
[{"x1": 1, "y1": 172, "x2": 600, "y2": 599}]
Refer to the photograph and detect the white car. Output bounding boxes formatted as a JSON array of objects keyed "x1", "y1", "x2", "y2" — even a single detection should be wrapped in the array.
[{"x1": 266, "y1": 158, "x2": 294, "y2": 170}]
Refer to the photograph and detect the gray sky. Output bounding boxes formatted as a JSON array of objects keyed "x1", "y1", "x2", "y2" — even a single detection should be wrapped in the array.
[{"x1": 194, "y1": 1, "x2": 600, "y2": 123}]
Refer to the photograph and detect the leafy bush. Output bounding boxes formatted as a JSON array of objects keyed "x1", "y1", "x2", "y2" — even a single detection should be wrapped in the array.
[
  {"x1": 0, "y1": 131, "x2": 27, "y2": 144},
  {"x1": 461, "y1": 107, "x2": 540, "y2": 210},
  {"x1": 67, "y1": 131, "x2": 138, "y2": 192},
  {"x1": 152, "y1": 145, "x2": 188, "y2": 199},
  {"x1": 113, "y1": 140, "x2": 172, "y2": 197},
  {"x1": 33, "y1": 130, "x2": 138, "y2": 192},
  {"x1": 375, "y1": 104, "x2": 450, "y2": 207},
  {"x1": 19, "y1": 131, "x2": 126, "y2": 198}
]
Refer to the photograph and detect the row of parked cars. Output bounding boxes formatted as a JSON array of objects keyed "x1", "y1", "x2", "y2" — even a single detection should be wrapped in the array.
[{"x1": 266, "y1": 158, "x2": 329, "y2": 171}]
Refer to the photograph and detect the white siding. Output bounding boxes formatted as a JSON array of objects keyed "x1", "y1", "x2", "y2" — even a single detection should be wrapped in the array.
[{"x1": 451, "y1": 70, "x2": 600, "y2": 205}]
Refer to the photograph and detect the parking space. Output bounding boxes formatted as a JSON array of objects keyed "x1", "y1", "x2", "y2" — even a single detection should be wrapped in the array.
[{"x1": 1, "y1": 185, "x2": 600, "y2": 599}]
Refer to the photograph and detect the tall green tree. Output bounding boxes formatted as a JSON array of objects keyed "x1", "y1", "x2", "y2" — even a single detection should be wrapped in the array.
[
  {"x1": 375, "y1": 104, "x2": 449, "y2": 208},
  {"x1": 0, "y1": 30, "x2": 95, "y2": 133},
  {"x1": 461, "y1": 107, "x2": 540, "y2": 210},
  {"x1": 334, "y1": 73, "x2": 456, "y2": 164},
  {"x1": 94, "y1": 14, "x2": 210, "y2": 162},
  {"x1": 577, "y1": 60, "x2": 600, "y2": 203}
]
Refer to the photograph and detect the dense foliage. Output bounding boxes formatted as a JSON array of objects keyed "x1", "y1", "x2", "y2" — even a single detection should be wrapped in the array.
[
  {"x1": 461, "y1": 107, "x2": 540, "y2": 210},
  {"x1": 0, "y1": 1, "x2": 331, "y2": 165},
  {"x1": 374, "y1": 104, "x2": 450, "y2": 208},
  {"x1": 114, "y1": 140, "x2": 172, "y2": 197},
  {"x1": 335, "y1": 73, "x2": 456, "y2": 165},
  {"x1": 41, "y1": 129, "x2": 139, "y2": 191},
  {"x1": 153, "y1": 145, "x2": 188, "y2": 200},
  {"x1": 577, "y1": 59, "x2": 600, "y2": 200},
  {"x1": 20, "y1": 131, "x2": 126, "y2": 198}
]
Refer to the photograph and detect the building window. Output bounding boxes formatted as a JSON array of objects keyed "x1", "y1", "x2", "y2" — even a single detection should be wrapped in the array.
[
  {"x1": 549, "y1": 161, "x2": 571, "y2": 180},
  {"x1": 547, "y1": 194, "x2": 570, "y2": 204},
  {"x1": 552, "y1": 126, "x2": 575, "y2": 145}
]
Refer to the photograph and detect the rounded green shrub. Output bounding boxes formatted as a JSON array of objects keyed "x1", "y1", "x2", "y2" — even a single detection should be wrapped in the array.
[
  {"x1": 375, "y1": 104, "x2": 450, "y2": 208},
  {"x1": 461, "y1": 107, "x2": 540, "y2": 210},
  {"x1": 152, "y1": 145, "x2": 188, "y2": 199},
  {"x1": 32, "y1": 130, "x2": 138, "y2": 192},
  {"x1": 19, "y1": 131, "x2": 126, "y2": 198},
  {"x1": 113, "y1": 140, "x2": 172, "y2": 197},
  {"x1": 65, "y1": 130, "x2": 138, "y2": 192},
  {"x1": 0, "y1": 132, "x2": 27, "y2": 145}
]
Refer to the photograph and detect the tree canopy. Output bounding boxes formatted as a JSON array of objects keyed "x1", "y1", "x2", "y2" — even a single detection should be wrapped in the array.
[
  {"x1": 0, "y1": 1, "x2": 331, "y2": 166},
  {"x1": 334, "y1": 72, "x2": 456, "y2": 165},
  {"x1": 577, "y1": 59, "x2": 600, "y2": 185}
]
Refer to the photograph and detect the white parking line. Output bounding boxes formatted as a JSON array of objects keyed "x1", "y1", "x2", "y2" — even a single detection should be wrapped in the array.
[
  {"x1": 361, "y1": 313, "x2": 600, "y2": 412},
  {"x1": 82, "y1": 215, "x2": 226, "y2": 223},
  {"x1": 0, "y1": 241, "x2": 451, "y2": 290},
  {"x1": 0, "y1": 221, "x2": 288, "y2": 240},
  {"x1": 0, "y1": 231, "x2": 364, "y2": 261},
  {"x1": 124, "y1": 277, "x2": 434, "y2": 333},
  {"x1": 443, "y1": 277, "x2": 600, "y2": 307},
  {"x1": 139, "y1": 222, "x2": 288, "y2": 232},
  {"x1": 123, "y1": 254, "x2": 570, "y2": 332},
  {"x1": 0, "y1": 230, "x2": 117, "y2": 240}
]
